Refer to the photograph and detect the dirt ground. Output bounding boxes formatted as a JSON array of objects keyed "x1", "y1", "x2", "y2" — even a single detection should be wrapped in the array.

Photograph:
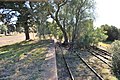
[
  {"x1": 0, "y1": 33, "x2": 37, "y2": 47},
  {"x1": 0, "y1": 34, "x2": 58, "y2": 80},
  {"x1": 0, "y1": 39, "x2": 54, "y2": 79}
]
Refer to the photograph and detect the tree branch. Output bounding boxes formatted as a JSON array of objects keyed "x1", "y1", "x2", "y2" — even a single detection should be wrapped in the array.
[{"x1": 59, "y1": 0, "x2": 67, "y2": 7}]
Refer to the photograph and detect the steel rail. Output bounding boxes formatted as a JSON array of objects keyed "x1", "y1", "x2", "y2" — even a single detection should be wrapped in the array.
[
  {"x1": 91, "y1": 50, "x2": 111, "y2": 61},
  {"x1": 92, "y1": 47, "x2": 112, "y2": 57},
  {"x1": 88, "y1": 50, "x2": 112, "y2": 68},
  {"x1": 76, "y1": 52, "x2": 104, "y2": 80},
  {"x1": 57, "y1": 45, "x2": 75, "y2": 80}
]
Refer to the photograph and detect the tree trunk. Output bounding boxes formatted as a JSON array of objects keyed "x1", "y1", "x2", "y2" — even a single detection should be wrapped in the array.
[
  {"x1": 24, "y1": 25, "x2": 30, "y2": 40},
  {"x1": 63, "y1": 29, "x2": 68, "y2": 44},
  {"x1": 4, "y1": 30, "x2": 7, "y2": 36},
  {"x1": 53, "y1": 3, "x2": 68, "y2": 44},
  {"x1": 56, "y1": 19, "x2": 68, "y2": 44}
]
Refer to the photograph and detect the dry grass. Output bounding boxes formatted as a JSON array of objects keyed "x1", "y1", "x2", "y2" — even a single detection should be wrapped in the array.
[
  {"x1": 0, "y1": 39, "x2": 50, "y2": 80},
  {"x1": 0, "y1": 33, "x2": 38, "y2": 47},
  {"x1": 98, "y1": 42, "x2": 111, "y2": 49}
]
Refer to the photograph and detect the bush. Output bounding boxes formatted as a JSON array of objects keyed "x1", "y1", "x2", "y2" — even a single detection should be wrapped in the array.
[
  {"x1": 79, "y1": 27, "x2": 107, "y2": 47},
  {"x1": 111, "y1": 40, "x2": 120, "y2": 79},
  {"x1": 101, "y1": 24, "x2": 119, "y2": 41}
]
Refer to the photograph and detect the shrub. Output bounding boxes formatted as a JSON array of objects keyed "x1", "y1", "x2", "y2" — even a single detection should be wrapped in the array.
[{"x1": 110, "y1": 40, "x2": 120, "y2": 79}]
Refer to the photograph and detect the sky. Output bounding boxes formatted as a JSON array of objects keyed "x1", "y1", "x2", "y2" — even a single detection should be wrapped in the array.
[
  {"x1": 1, "y1": 0, "x2": 120, "y2": 29},
  {"x1": 94, "y1": 0, "x2": 120, "y2": 28}
]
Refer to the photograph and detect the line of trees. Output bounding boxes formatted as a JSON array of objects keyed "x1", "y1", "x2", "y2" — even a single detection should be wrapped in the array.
[
  {"x1": 100, "y1": 24, "x2": 120, "y2": 41},
  {"x1": 0, "y1": 0, "x2": 108, "y2": 48}
]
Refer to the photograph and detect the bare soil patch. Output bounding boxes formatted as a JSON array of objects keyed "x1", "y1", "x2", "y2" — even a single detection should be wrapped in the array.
[{"x1": 0, "y1": 33, "x2": 37, "y2": 47}]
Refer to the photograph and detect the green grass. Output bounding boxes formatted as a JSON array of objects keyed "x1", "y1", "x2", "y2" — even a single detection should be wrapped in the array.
[{"x1": 0, "y1": 40, "x2": 50, "y2": 60}]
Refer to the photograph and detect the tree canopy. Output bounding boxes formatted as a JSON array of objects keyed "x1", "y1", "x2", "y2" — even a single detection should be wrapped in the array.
[
  {"x1": 0, "y1": 0, "x2": 108, "y2": 48},
  {"x1": 100, "y1": 24, "x2": 120, "y2": 41}
]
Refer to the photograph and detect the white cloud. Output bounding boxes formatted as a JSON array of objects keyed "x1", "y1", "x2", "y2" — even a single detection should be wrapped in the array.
[{"x1": 94, "y1": 0, "x2": 120, "y2": 28}]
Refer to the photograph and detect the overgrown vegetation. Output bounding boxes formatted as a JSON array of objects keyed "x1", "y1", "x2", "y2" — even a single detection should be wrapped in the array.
[
  {"x1": 110, "y1": 40, "x2": 120, "y2": 79},
  {"x1": 0, "y1": 0, "x2": 108, "y2": 48}
]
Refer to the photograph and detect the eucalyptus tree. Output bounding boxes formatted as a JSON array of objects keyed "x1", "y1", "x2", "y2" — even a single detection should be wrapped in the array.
[
  {"x1": 0, "y1": 1, "x2": 34, "y2": 40},
  {"x1": 69, "y1": 0, "x2": 95, "y2": 43},
  {"x1": 18, "y1": 0, "x2": 95, "y2": 44},
  {"x1": 28, "y1": 2, "x2": 51, "y2": 39},
  {"x1": 46, "y1": 0, "x2": 95, "y2": 45}
]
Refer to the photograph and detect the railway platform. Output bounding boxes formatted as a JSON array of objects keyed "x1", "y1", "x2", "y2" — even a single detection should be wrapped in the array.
[{"x1": 42, "y1": 41, "x2": 58, "y2": 80}]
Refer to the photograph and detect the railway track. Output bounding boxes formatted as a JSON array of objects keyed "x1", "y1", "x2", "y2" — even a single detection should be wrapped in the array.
[
  {"x1": 91, "y1": 46, "x2": 112, "y2": 57},
  {"x1": 60, "y1": 47, "x2": 75, "y2": 80},
  {"x1": 55, "y1": 44, "x2": 75, "y2": 80},
  {"x1": 76, "y1": 52, "x2": 104, "y2": 80},
  {"x1": 55, "y1": 44, "x2": 112, "y2": 80},
  {"x1": 90, "y1": 50, "x2": 111, "y2": 61},
  {"x1": 88, "y1": 47, "x2": 112, "y2": 67},
  {"x1": 87, "y1": 50, "x2": 112, "y2": 68}
]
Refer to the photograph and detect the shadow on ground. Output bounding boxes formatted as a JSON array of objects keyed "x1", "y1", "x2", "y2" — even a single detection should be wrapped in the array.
[{"x1": 0, "y1": 39, "x2": 51, "y2": 80}]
